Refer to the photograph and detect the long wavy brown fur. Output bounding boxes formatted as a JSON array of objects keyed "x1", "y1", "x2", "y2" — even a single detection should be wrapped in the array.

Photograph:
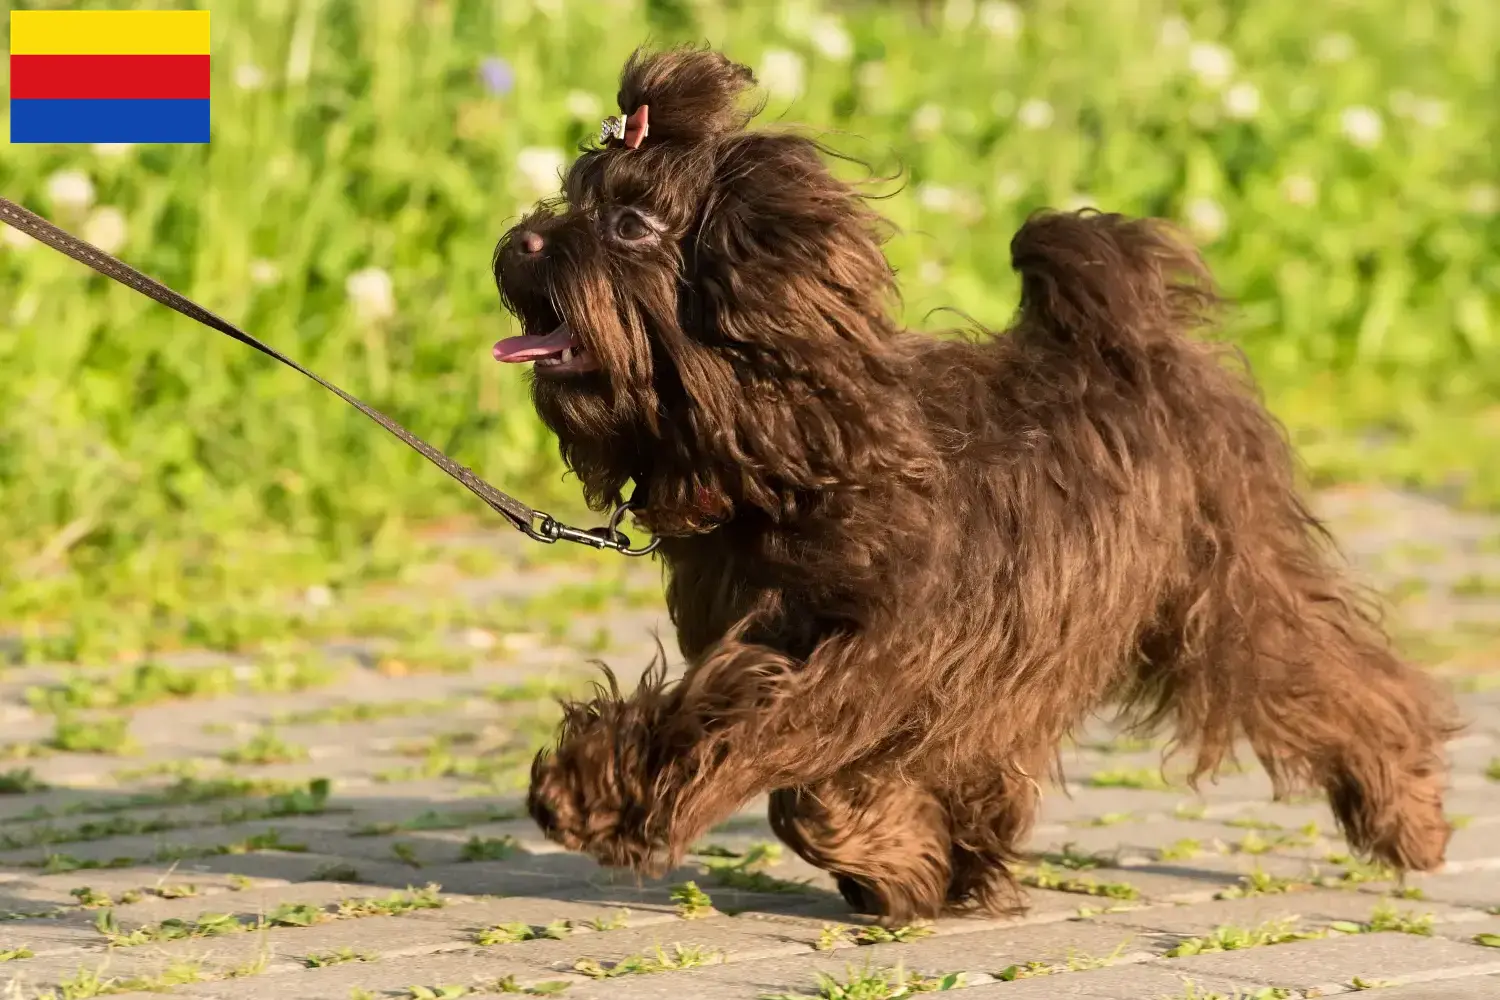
[{"x1": 496, "y1": 45, "x2": 1462, "y2": 924}]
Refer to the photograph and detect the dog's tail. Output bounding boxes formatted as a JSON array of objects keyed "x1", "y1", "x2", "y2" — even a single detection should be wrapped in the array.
[{"x1": 1008, "y1": 209, "x2": 1220, "y2": 366}]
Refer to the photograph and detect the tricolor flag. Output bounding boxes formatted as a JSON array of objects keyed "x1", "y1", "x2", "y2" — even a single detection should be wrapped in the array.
[{"x1": 9, "y1": 10, "x2": 210, "y2": 144}]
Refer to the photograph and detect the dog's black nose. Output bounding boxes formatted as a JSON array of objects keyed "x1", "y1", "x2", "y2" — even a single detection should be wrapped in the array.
[{"x1": 519, "y1": 231, "x2": 544, "y2": 255}]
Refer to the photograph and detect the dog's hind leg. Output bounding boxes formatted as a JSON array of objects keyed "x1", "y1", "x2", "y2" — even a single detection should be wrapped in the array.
[
  {"x1": 769, "y1": 768, "x2": 952, "y2": 924},
  {"x1": 1237, "y1": 611, "x2": 1456, "y2": 874},
  {"x1": 1135, "y1": 561, "x2": 1460, "y2": 876}
]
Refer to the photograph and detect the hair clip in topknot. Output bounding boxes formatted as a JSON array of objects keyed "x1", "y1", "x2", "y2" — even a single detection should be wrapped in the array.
[{"x1": 600, "y1": 105, "x2": 650, "y2": 149}]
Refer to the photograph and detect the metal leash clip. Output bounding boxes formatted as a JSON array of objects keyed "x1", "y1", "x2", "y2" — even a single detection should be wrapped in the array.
[{"x1": 524, "y1": 503, "x2": 660, "y2": 557}]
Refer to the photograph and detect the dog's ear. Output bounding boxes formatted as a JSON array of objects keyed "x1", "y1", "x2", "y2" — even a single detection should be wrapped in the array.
[
  {"x1": 617, "y1": 45, "x2": 760, "y2": 146},
  {"x1": 689, "y1": 133, "x2": 898, "y2": 355}
]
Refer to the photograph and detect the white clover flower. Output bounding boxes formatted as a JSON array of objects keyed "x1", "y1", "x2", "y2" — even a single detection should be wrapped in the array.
[
  {"x1": 46, "y1": 169, "x2": 95, "y2": 214},
  {"x1": 978, "y1": 0, "x2": 1023, "y2": 39},
  {"x1": 758, "y1": 48, "x2": 805, "y2": 100},
  {"x1": 808, "y1": 15, "x2": 853, "y2": 61},
  {"x1": 92, "y1": 142, "x2": 134, "y2": 158},
  {"x1": 1016, "y1": 98, "x2": 1054, "y2": 130},
  {"x1": 1339, "y1": 105, "x2": 1383, "y2": 148},
  {"x1": 911, "y1": 102, "x2": 944, "y2": 137},
  {"x1": 856, "y1": 61, "x2": 885, "y2": 91},
  {"x1": 345, "y1": 267, "x2": 396, "y2": 323},
  {"x1": 1184, "y1": 196, "x2": 1227, "y2": 243},
  {"x1": 993, "y1": 173, "x2": 1025, "y2": 202},
  {"x1": 81, "y1": 206, "x2": 128, "y2": 254},
  {"x1": 1158, "y1": 16, "x2": 1191, "y2": 49},
  {"x1": 1465, "y1": 184, "x2": 1498, "y2": 216},
  {"x1": 464, "y1": 627, "x2": 498, "y2": 650},
  {"x1": 564, "y1": 90, "x2": 601, "y2": 120},
  {"x1": 305, "y1": 584, "x2": 333, "y2": 608},
  {"x1": 234, "y1": 64, "x2": 265, "y2": 90},
  {"x1": 1315, "y1": 33, "x2": 1355, "y2": 64},
  {"x1": 918, "y1": 260, "x2": 945, "y2": 285},
  {"x1": 1222, "y1": 81, "x2": 1261, "y2": 120},
  {"x1": 1281, "y1": 174, "x2": 1318, "y2": 207},
  {"x1": 917, "y1": 184, "x2": 956, "y2": 213},
  {"x1": 943, "y1": 0, "x2": 975, "y2": 30},
  {"x1": 1064, "y1": 193, "x2": 1097, "y2": 213},
  {"x1": 249, "y1": 259, "x2": 282, "y2": 286},
  {"x1": 516, "y1": 146, "x2": 565, "y2": 197},
  {"x1": 1411, "y1": 97, "x2": 1447, "y2": 128},
  {"x1": 1187, "y1": 42, "x2": 1235, "y2": 89}
]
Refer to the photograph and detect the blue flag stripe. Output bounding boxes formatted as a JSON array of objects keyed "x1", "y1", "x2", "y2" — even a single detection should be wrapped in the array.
[{"x1": 10, "y1": 98, "x2": 210, "y2": 143}]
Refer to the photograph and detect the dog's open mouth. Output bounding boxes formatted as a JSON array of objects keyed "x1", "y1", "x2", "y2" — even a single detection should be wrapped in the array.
[{"x1": 492, "y1": 322, "x2": 598, "y2": 375}]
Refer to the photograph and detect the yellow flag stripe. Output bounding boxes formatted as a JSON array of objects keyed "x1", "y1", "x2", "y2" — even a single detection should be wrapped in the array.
[{"x1": 10, "y1": 11, "x2": 210, "y2": 56}]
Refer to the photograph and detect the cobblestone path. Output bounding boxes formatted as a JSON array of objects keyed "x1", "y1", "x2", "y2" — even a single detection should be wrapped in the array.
[{"x1": 1, "y1": 485, "x2": 1498, "y2": 999}]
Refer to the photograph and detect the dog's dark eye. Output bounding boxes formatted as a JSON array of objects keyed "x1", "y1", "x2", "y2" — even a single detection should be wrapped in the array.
[{"x1": 612, "y1": 211, "x2": 654, "y2": 243}]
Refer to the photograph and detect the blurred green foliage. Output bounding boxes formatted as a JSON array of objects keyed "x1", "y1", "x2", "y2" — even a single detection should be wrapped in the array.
[{"x1": 0, "y1": 0, "x2": 1496, "y2": 629}]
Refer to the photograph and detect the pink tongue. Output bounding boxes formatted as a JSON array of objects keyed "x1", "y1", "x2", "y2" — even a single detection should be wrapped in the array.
[{"x1": 492, "y1": 324, "x2": 574, "y2": 363}]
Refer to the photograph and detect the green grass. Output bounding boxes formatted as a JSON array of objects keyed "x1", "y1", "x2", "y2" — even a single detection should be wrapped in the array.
[{"x1": 0, "y1": 0, "x2": 1497, "y2": 633}]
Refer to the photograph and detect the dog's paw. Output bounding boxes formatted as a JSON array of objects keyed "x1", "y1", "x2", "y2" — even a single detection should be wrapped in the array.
[{"x1": 526, "y1": 738, "x2": 674, "y2": 875}]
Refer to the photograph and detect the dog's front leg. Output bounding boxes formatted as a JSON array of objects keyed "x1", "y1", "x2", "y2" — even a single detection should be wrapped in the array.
[{"x1": 527, "y1": 630, "x2": 911, "y2": 877}]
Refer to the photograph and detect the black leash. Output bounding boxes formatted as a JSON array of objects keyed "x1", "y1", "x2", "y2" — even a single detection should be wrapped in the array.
[{"x1": 0, "y1": 195, "x2": 657, "y2": 557}]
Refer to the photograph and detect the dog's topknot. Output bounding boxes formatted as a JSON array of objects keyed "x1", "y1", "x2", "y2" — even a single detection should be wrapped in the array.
[{"x1": 616, "y1": 46, "x2": 760, "y2": 145}]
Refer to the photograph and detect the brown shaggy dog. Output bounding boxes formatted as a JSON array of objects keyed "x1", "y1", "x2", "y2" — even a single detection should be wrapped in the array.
[{"x1": 491, "y1": 45, "x2": 1460, "y2": 922}]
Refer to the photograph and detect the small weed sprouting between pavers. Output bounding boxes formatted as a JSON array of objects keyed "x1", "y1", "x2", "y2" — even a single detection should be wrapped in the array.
[
  {"x1": 391, "y1": 841, "x2": 423, "y2": 868},
  {"x1": 1158, "y1": 838, "x2": 1202, "y2": 861},
  {"x1": 585, "y1": 909, "x2": 630, "y2": 931},
  {"x1": 573, "y1": 943, "x2": 722, "y2": 978},
  {"x1": 476, "y1": 920, "x2": 570, "y2": 945},
  {"x1": 1020, "y1": 863, "x2": 1140, "y2": 900},
  {"x1": 1474, "y1": 932, "x2": 1500, "y2": 947},
  {"x1": 851, "y1": 924, "x2": 935, "y2": 945},
  {"x1": 36, "y1": 959, "x2": 206, "y2": 997},
  {"x1": 1214, "y1": 870, "x2": 1310, "y2": 899},
  {"x1": 995, "y1": 941, "x2": 1133, "y2": 980},
  {"x1": 221, "y1": 729, "x2": 310, "y2": 765},
  {"x1": 0, "y1": 767, "x2": 46, "y2": 794},
  {"x1": 407, "y1": 987, "x2": 469, "y2": 1000},
  {"x1": 312, "y1": 862, "x2": 362, "y2": 882},
  {"x1": 350, "y1": 804, "x2": 518, "y2": 837},
  {"x1": 1349, "y1": 976, "x2": 1389, "y2": 991},
  {"x1": 671, "y1": 880, "x2": 714, "y2": 918},
  {"x1": 1033, "y1": 843, "x2": 1107, "y2": 870},
  {"x1": 459, "y1": 834, "x2": 520, "y2": 861},
  {"x1": 1165, "y1": 917, "x2": 1321, "y2": 957},
  {"x1": 697, "y1": 841, "x2": 811, "y2": 893},
  {"x1": 1224, "y1": 816, "x2": 1283, "y2": 831},
  {"x1": 1085, "y1": 766, "x2": 1172, "y2": 791},
  {"x1": 49, "y1": 714, "x2": 136, "y2": 755},
  {"x1": 90, "y1": 884, "x2": 446, "y2": 947},
  {"x1": 304, "y1": 947, "x2": 375, "y2": 967},
  {"x1": 3, "y1": 778, "x2": 335, "y2": 856},
  {"x1": 1326, "y1": 900, "x2": 1435, "y2": 936},
  {"x1": 759, "y1": 962, "x2": 963, "y2": 999},
  {"x1": 816, "y1": 925, "x2": 851, "y2": 951},
  {"x1": 489, "y1": 975, "x2": 571, "y2": 994},
  {"x1": 1318, "y1": 854, "x2": 1401, "y2": 887},
  {"x1": 0, "y1": 946, "x2": 34, "y2": 961},
  {"x1": 1485, "y1": 758, "x2": 1500, "y2": 782},
  {"x1": 1157, "y1": 982, "x2": 1292, "y2": 1000}
]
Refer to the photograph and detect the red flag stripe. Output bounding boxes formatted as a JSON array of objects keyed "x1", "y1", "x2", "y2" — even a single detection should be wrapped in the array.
[{"x1": 10, "y1": 54, "x2": 210, "y2": 101}]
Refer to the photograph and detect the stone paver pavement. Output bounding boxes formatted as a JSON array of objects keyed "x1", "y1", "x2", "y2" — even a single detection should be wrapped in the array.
[{"x1": 1, "y1": 485, "x2": 1498, "y2": 999}]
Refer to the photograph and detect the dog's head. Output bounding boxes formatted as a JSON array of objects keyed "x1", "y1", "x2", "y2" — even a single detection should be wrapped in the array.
[{"x1": 492, "y1": 46, "x2": 926, "y2": 536}]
